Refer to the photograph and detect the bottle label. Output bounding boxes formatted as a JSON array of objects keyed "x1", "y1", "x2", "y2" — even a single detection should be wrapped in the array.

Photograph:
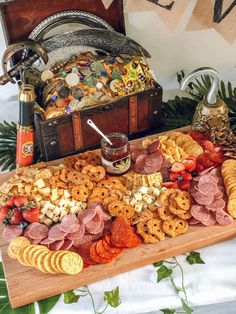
[
  {"x1": 16, "y1": 128, "x2": 34, "y2": 167},
  {"x1": 101, "y1": 155, "x2": 131, "y2": 174}
]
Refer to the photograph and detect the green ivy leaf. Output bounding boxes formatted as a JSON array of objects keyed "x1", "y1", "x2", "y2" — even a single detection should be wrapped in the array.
[
  {"x1": 153, "y1": 261, "x2": 163, "y2": 267},
  {"x1": 157, "y1": 265, "x2": 172, "y2": 283},
  {"x1": 38, "y1": 295, "x2": 61, "y2": 314},
  {"x1": 186, "y1": 252, "x2": 205, "y2": 265},
  {"x1": 160, "y1": 309, "x2": 177, "y2": 314},
  {"x1": 181, "y1": 299, "x2": 193, "y2": 314},
  {"x1": 104, "y1": 286, "x2": 121, "y2": 308},
  {"x1": 63, "y1": 290, "x2": 80, "y2": 304}
]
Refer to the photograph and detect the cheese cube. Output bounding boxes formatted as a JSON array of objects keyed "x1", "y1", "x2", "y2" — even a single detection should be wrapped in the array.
[
  {"x1": 134, "y1": 192, "x2": 142, "y2": 201},
  {"x1": 139, "y1": 186, "x2": 148, "y2": 194},
  {"x1": 60, "y1": 210, "x2": 67, "y2": 219},
  {"x1": 59, "y1": 199, "x2": 67, "y2": 207},
  {"x1": 46, "y1": 211, "x2": 54, "y2": 219},
  {"x1": 39, "y1": 214, "x2": 45, "y2": 221},
  {"x1": 39, "y1": 187, "x2": 51, "y2": 197},
  {"x1": 33, "y1": 194, "x2": 42, "y2": 203},
  {"x1": 134, "y1": 202, "x2": 143, "y2": 212},
  {"x1": 53, "y1": 207, "x2": 61, "y2": 216},
  {"x1": 70, "y1": 206, "x2": 80, "y2": 214},
  {"x1": 35, "y1": 178, "x2": 46, "y2": 189},
  {"x1": 130, "y1": 198, "x2": 137, "y2": 206},
  {"x1": 51, "y1": 188, "x2": 59, "y2": 202},
  {"x1": 81, "y1": 202, "x2": 87, "y2": 210},
  {"x1": 52, "y1": 215, "x2": 60, "y2": 223},
  {"x1": 122, "y1": 196, "x2": 131, "y2": 204},
  {"x1": 44, "y1": 218, "x2": 53, "y2": 226},
  {"x1": 152, "y1": 188, "x2": 160, "y2": 197},
  {"x1": 63, "y1": 189, "x2": 71, "y2": 199}
]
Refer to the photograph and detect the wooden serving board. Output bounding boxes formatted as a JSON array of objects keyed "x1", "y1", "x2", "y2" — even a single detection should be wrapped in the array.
[{"x1": 2, "y1": 125, "x2": 236, "y2": 309}]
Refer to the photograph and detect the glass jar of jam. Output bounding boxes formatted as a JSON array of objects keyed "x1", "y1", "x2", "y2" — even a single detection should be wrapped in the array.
[{"x1": 101, "y1": 132, "x2": 131, "y2": 175}]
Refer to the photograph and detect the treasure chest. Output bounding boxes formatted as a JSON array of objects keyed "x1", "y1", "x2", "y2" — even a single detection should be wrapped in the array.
[{"x1": 0, "y1": 0, "x2": 163, "y2": 161}]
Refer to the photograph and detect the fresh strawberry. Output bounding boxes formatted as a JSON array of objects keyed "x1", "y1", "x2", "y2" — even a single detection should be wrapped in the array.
[
  {"x1": 161, "y1": 181, "x2": 178, "y2": 189},
  {"x1": 195, "y1": 163, "x2": 204, "y2": 172},
  {"x1": 169, "y1": 172, "x2": 180, "y2": 181},
  {"x1": 182, "y1": 172, "x2": 192, "y2": 181},
  {"x1": 0, "y1": 206, "x2": 10, "y2": 222},
  {"x1": 183, "y1": 156, "x2": 196, "y2": 172},
  {"x1": 9, "y1": 208, "x2": 23, "y2": 225},
  {"x1": 202, "y1": 140, "x2": 215, "y2": 152},
  {"x1": 178, "y1": 180, "x2": 191, "y2": 191},
  {"x1": 209, "y1": 151, "x2": 224, "y2": 164},
  {"x1": 188, "y1": 131, "x2": 204, "y2": 142},
  {"x1": 171, "y1": 162, "x2": 185, "y2": 173},
  {"x1": 4, "y1": 195, "x2": 16, "y2": 207},
  {"x1": 22, "y1": 206, "x2": 39, "y2": 222},
  {"x1": 14, "y1": 196, "x2": 28, "y2": 208}
]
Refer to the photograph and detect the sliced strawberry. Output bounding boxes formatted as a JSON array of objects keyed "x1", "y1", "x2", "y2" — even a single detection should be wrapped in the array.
[
  {"x1": 4, "y1": 195, "x2": 16, "y2": 207},
  {"x1": 195, "y1": 163, "x2": 204, "y2": 172},
  {"x1": 178, "y1": 180, "x2": 191, "y2": 191},
  {"x1": 188, "y1": 131, "x2": 204, "y2": 142},
  {"x1": 161, "y1": 181, "x2": 178, "y2": 189},
  {"x1": 182, "y1": 172, "x2": 192, "y2": 181},
  {"x1": 0, "y1": 206, "x2": 10, "y2": 222},
  {"x1": 209, "y1": 151, "x2": 224, "y2": 164},
  {"x1": 183, "y1": 157, "x2": 196, "y2": 172},
  {"x1": 169, "y1": 172, "x2": 180, "y2": 181},
  {"x1": 22, "y1": 206, "x2": 39, "y2": 222},
  {"x1": 171, "y1": 162, "x2": 185, "y2": 173},
  {"x1": 9, "y1": 208, "x2": 23, "y2": 225},
  {"x1": 14, "y1": 196, "x2": 28, "y2": 208},
  {"x1": 202, "y1": 140, "x2": 215, "y2": 152}
]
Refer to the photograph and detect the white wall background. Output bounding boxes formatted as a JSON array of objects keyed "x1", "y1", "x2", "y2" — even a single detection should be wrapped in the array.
[{"x1": 0, "y1": 0, "x2": 236, "y2": 122}]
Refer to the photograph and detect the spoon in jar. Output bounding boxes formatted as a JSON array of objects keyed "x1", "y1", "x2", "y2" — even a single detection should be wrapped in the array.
[{"x1": 87, "y1": 119, "x2": 113, "y2": 146}]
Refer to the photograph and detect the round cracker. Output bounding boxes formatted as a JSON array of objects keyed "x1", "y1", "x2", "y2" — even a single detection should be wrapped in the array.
[
  {"x1": 227, "y1": 200, "x2": 236, "y2": 218},
  {"x1": 31, "y1": 246, "x2": 48, "y2": 267},
  {"x1": 36, "y1": 250, "x2": 49, "y2": 273},
  {"x1": 60, "y1": 252, "x2": 83, "y2": 275},
  {"x1": 8, "y1": 236, "x2": 30, "y2": 259},
  {"x1": 43, "y1": 252, "x2": 58, "y2": 274},
  {"x1": 17, "y1": 246, "x2": 31, "y2": 266},
  {"x1": 51, "y1": 251, "x2": 66, "y2": 273}
]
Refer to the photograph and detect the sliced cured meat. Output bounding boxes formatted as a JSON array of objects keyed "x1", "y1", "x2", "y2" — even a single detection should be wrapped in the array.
[
  {"x1": 130, "y1": 144, "x2": 138, "y2": 154},
  {"x1": 92, "y1": 204, "x2": 111, "y2": 221},
  {"x1": 125, "y1": 232, "x2": 142, "y2": 248},
  {"x1": 28, "y1": 223, "x2": 49, "y2": 240},
  {"x1": 144, "y1": 152, "x2": 163, "y2": 167},
  {"x1": 215, "y1": 209, "x2": 233, "y2": 225},
  {"x1": 30, "y1": 238, "x2": 41, "y2": 245},
  {"x1": 131, "y1": 149, "x2": 148, "y2": 162},
  {"x1": 191, "y1": 205, "x2": 210, "y2": 222},
  {"x1": 111, "y1": 216, "x2": 133, "y2": 247},
  {"x1": 214, "y1": 190, "x2": 224, "y2": 200},
  {"x1": 188, "y1": 217, "x2": 200, "y2": 225},
  {"x1": 48, "y1": 224, "x2": 67, "y2": 241},
  {"x1": 3, "y1": 225, "x2": 22, "y2": 242},
  {"x1": 192, "y1": 191, "x2": 214, "y2": 206},
  {"x1": 160, "y1": 159, "x2": 171, "y2": 169},
  {"x1": 198, "y1": 182, "x2": 218, "y2": 196},
  {"x1": 206, "y1": 198, "x2": 226, "y2": 212},
  {"x1": 77, "y1": 242, "x2": 96, "y2": 265},
  {"x1": 143, "y1": 165, "x2": 158, "y2": 174},
  {"x1": 102, "y1": 235, "x2": 123, "y2": 254},
  {"x1": 209, "y1": 167, "x2": 221, "y2": 178},
  {"x1": 73, "y1": 234, "x2": 93, "y2": 247},
  {"x1": 90, "y1": 242, "x2": 114, "y2": 264},
  {"x1": 79, "y1": 209, "x2": 97, "y2": 225},
  {"x1": 199, "y1": 166, "x2": 215, "y2": 176},
  {"x1": 103, "y1": 219, "x2": 112, "y2": 234},
  {"x1": 147, "y1": 140, "x2": 160, "y2": 154},
  {"x1": 91, "y1": 231, "x2": 104, "y2": 241},
  {"x1": 60, "y1": 214, "x2": 80, "y2": 233},
  {"x1": 67, "y1": 225, "x2": 85, "y2": 241},
  {"x1": 135, "y1": 155, "x2": 146, "y2": 169},
  {"x1": 198, "y1": 174, "x2": 217, "y2": 186},
  {"x1": 40, "y1": 237, "x2": 55, "y2": 245},
  {"x1": 49, "y1": 240, "x2": 64, "y2": 251},
  {"x1": 85, "y1": 214, "x2": 104, "y2": 234},
  {"x1": 60, "y1": 239, "x2": 74, "y2": 250},
  {"x1": 201, "y1": 213, "x2": 216, "y2": 226},
  {"x1": 96, "y1": 239, "x2": 117, "y2": 260}
]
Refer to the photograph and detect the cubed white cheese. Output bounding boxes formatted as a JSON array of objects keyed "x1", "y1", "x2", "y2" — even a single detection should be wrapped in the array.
[
  {"x1": 51, "y1": 188, "x2": 59, "y2": 202},
  {"x1": 60, "y1": 210, "x2": 67, "y2": 219},
  {"x1": 130, "y1": 198, "x2": 137, "y2": 206},
  {"x1": 39, "y1": 187, "x2": 51, "y2": 196},
  {"x1": 70, "y1": 206, "x2": 80, "y2": 214},
  {"x1": 44, "y1": 218, "x2": 53, "y2": 226},
  {"x1": 138, "y1": 186, "x2": 149, "y2": 194},
  {"x1": 35, "y1": 178, "x2": 46, "y2": 189},
  {"x1": 52, "y1": 215, "x2": 60, "y2": 223},
  {"x1": 81, "y1": 202, "x2": 87, "y2": 210},
  {"x1": 134, "y1": 202, "x2": 143, "y2": 212},
  {"x1": 63, "y1": 189, "x2": 71, "y2": 199},
  {"x1": 46, "y1": 211, "x2": 54, "y2": 219},
  {"x1": 53, "y1": 207, "x2": 61, "y2": 216},
  {"x1": 33, "y1": 194, "x2": 42, "y2": 203},
  {"x1": 134, "y1": 192, "x2": 142, "y2": 201}
]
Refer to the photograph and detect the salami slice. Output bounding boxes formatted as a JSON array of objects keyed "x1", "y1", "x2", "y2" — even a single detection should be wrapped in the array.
[
  {"x1": 198, "y1": 182, "x2": 218, "y2": 196},
  {"x1": 198, "y1": 174, "x2": 217, "y2": 186},
  {"x1": 160, "y1": 159, "x2": 171, "y2": 169},
  {"x1": 77, "y1": 242, "x2": 96, "y2": 265},
  {"x1": 135, "y1": 155, "x2": 146, "y2": 169},
  {"x1": 96, "y1": 239, "x2": 117, "y2": 259},
  {"x1": 143, "y1": 165, "x2": 158, "y2": 174},
  {"x1": 130, "y1": 144, "x2": 138, "y2": 154},
  {"x1": 125, "y1": 232, "x2": 142, "y2": 248},
  {"x1": 79, "y1": 209, "x2": 97, "y2": 225},
  {"x1": 60, "y1": 239, "x2": 74, "y2": 250},
  {"x1": 3, "y1": 225, "x2": 22, "y2": 242},
  {"x1": 188, "y1": 217, "x2": 200, "y2": 225},
  {"x1": 90, "y1": 242, "x2": 113, "y2": 264},
  {"x1": 147, "y1": 140, "x2": 160, "y2": 154},
  {"x1": 93, "y1": 204, "x2": 111, "y2": 221},
  {"x1": 66, "y1": 225, "x2": 85, "y2": 241},
  {"x1": 144, "y1": 152, "x2": 163, "y2": 167},
  {"x1": 191, "y1": 205, "x2": 210, "y2": 222},
  {"x1": 201, "y1": 213, "x2": 216, "y2": 226},
  {"x1": 28, "y1": 223, "x2": 49, "y2": 240},
  {"x1": 85, "y1": 214, "x2": 104, "y2": 235},
  {"x1": 40, "y1": 237, "x2": 55, "y2": 245},
  {"x1": 215, "y1": 209, "x2": 233, "y2": 225},
  {"x1": 48, "y1": 224, "x2": 67, "y2": 241},
  {"x1": 60, "y1": 214, "x2": 80, "y2": 233},
  {"x1": 206, "y1": 198, "x2": 226, "y2": 212},
  {"x1": 131, "y1": 149, "x2": 148, "y2": 162},
  {"x1": 102, "y1": 235, "x2": 123, "y2": 254},
  {"x1": 213, "y1": 190, "x2": 224, "y2": 200},
  {"x1": 192, "y1": 191, "x2": 214, "y2": 205},
  {"x1": 49, "y1": 240, "x2": 64, "y2": 251},
  {"x1": 73, "y1": 234, "x2": 93, "y2": 247}
]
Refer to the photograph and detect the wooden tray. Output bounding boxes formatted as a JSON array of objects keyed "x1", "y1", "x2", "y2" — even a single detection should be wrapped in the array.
[{"x1": 2, "y1": 126, "x2": 236, "y2": 309}]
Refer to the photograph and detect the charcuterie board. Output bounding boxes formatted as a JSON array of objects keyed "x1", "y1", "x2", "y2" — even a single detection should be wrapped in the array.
[{"x1": 2, "y1": 126, "x2": 236, "y2": 309}]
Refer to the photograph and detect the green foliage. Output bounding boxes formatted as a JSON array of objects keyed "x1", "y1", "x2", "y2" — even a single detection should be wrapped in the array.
[
  {"x1": 153, "y1": 261, "x2": 163, "y2": 267},
  {"x1": 0, "y1": 121, "x2": 17, "y2": 171},
  {"x1": 160, "y1": 309, "x2": 177, "y2": 314},
  {"x1": 104, "y1": 287, "x2": 121, "y2": 308},
  {"x1": 186, "y1": 251, "x2": 205, "y2": 265},
  {"x1": 37, "y1": 295, "x2": 61, "y2": 314},
  {"x1": 63, "y1": 291, "x2": 80, "y2": 304},
  {"x1": 157, "y1": 265, "x2": 173, "y2": 283}
]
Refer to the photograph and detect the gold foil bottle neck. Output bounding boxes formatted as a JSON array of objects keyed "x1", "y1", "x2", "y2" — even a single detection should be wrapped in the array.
[{"x1": 19, "y1": 84, "x2": 36, "y2": 102}]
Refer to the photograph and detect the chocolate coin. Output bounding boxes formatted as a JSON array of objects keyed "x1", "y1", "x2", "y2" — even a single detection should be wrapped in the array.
[
  {"x1": 91, "y1": 61, "x2": 103, "y2": 72},
  {"x1": 68, "y1": 99, "x2": 80, "y2": 112},
  {"x1": 110, "y1": 79, "x2": 120, "y2": 92},
  {"x1": 66, "y1": 73, "x2": 80, "y2": 87},
  {"x1": 58, "y1": 86, "x2": 71, "y2": 99},
  {"x1": 71, "y1": 87, "x2": 84, "y2": 100},
  {"x1": 41, "y1": 70, "x2": 54, "y2": 82},
  {"x1": 79, "y1": 67, "x2": 92, "y2": 76},
  {"x1": 84, "y1": 75, "x2": 96, "y2": 87},
  {"x1": 60, "y1": 71, "x2": 68, "y2": 78},
  {"x1": 111, "y1": 69, "x2": 122, "y2": 80}
]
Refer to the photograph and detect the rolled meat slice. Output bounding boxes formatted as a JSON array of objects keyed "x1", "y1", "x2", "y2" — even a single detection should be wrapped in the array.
[
  {"x1": 49, "y1": 240, "x2": 65, "y2": 251},
  {"x1": 147, "y1": 140, "x2": 160, "y2": 154},
  {"x1": 67, "y1": 225, "x2": 85, "y2": 241}
]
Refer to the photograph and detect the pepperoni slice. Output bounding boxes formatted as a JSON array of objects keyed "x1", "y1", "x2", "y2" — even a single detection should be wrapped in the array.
[
  {"x1": 28, "y1": 223, "x2": 49, "y2": 240},
  {"x1": 77, "y1": 242, "x2": 96, "y2": 265},
  {"x1": 3, "y1": 225, "x2": 22, "y2": 242},
  {"x1": 206, "y1": 198, "x2": 226, "y2": 212},
  {"x1": 125, "y1": 232, "x2": 142, "y2": 248},
  {"x1": 49, "y1": 240, "x2": 64, "y2": 251},
  {"x1": 215, "y1": 209, "x2": 233, "y2": 225},
  {"x1": 201, "y1": 213, "x2": 216, "y2": 226},
  {"x1": 48, "y1": 224, "x2": 67, "y2": 241},
  {"x1": 102, "y1": 235, "x2": 123, "y2": 254},
  {"x1": 147, "y1": 140, "x2": 160, "y2": 154},
  {"x1": 60, "y1": 239, "x2": 74, "y2": 250},
  {"x1": 66, "y1": 225, "x2": 85, "y2": 241},
  {"x1": 90, "y1": 242, "x2": 114, "y2": 264},
  {"x1": 60, "y1": 214, "x2": 80, "y2": 233},
  {"x1": 73, "y1": 234, "x2": 93, "y2": 247},
  {"x1": 192, "y1": 191, "x2": 214, "y2": 205},
  {"x1": 96, "y1": 239, "x2": 118, "y2": 259},
  {"x1": 191, "y1": 205, "x2": 210, "y2": 222},
  {"x1": 111, "y1": 216, "x2": 133, "y2": 247}
]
